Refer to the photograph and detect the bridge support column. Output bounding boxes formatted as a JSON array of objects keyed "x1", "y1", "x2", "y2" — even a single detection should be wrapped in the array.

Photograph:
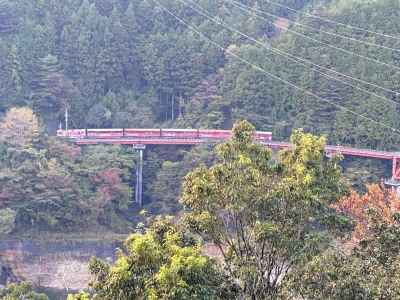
[
  {"x1": 133, "y1": 145, "x2": 146, "y2": 207},
  {"x1": 384, "y1": 157, "x2": 400, "y2": 196},
  {"x1": 392, "y1": 157, "x2": 400, "y2": 181},
  {"x1": 385, "y1": 179, "x2": 400, "y2": 196}
]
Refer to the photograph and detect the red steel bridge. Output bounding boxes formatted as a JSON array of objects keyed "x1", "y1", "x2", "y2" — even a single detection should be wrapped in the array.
[{"x1": 57, "y1": 128, "x2": 400, "y2": 205}]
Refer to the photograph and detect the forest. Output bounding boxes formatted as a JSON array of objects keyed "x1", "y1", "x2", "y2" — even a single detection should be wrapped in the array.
[
  {"x1": 1, "y1": 0, "x2": 399, "y2": 145},
  {"x1": 1, "y1": 0, "x2": 400, "y2": 298},
  {"x1": 1, "y1": 0, "x2": 399, "y2": 232},
  {"x1": 3, "y1": 121, "x2": 400, "y2": 299}
]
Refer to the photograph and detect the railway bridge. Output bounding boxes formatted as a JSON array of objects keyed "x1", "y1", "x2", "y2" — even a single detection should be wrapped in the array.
[{"x1": 57, "y1": 128, "x2": 400, "y2": 206}]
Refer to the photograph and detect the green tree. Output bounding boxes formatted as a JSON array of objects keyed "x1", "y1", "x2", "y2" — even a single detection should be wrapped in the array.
[
  {"x1": 0, "y1": 108, "x2": 135, "y2": 232},
  {"x1": 0, "y1": 0, "x2": 18, "y2": 35},
  {"x1": 147, "y1": 144, "x2": 217, "y2": 214},
  {"x1": 181, "y1": 120, "x2": 347, "y2": 299},
  {"x1": 0, "y1": 282, "x2": 48, "y2": 300},
  {"x1": 77, "y1": 217, "x2": 235, "y2": 299},
  {"x1": 283, "y1": 211, "x2": 400, "y2": 299},
  {"x1": 120, "y1": 3, "x2": 141, "y2": 87},
  {"x1": 0, "y1": 107, "x2": 40, "y2": 148},
  {"x1": 67, "y1": 292, "x2": 91, "y2": 300},
  {"x1": 149, "y1": 160, "x2": 182, "y2": 213},
  {"x1": 100, "y1": 8, "x2": 129, "y2": 91},
  {"x1": 86, "y1": 103, "x2": 112, "y2": 128},
  {"x1": 9, "y1": 45, "x2": 23, "y2": 96},
  {"x1": 31, "y1": 54, "x2": 76, "y2": 117},
  {"x1": 0, "y1": 208, "x2": 16, "y2": 236},
  {"x1": 222, "y1": 45, "x2": 287, "y2": 131}
]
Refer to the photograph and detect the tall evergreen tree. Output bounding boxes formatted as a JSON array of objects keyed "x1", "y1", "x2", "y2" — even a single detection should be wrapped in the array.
[
  {"x1": 31, "y1": 54, "x2": 76, "y2": 118},
  {"x1": 0, "y1": 0, "x2": 18, "y2": 35}
]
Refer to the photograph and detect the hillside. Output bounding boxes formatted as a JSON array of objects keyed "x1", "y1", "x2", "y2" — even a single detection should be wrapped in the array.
[
  {"x1": 0, "y1": 0, "x2": 399, "y2": 230},
  {"x1": 1, "y1": 0, "x2": 399, "y2": 145},
  {"x1": 2, "y1": 1, "x2": 400, "y2": 298}
]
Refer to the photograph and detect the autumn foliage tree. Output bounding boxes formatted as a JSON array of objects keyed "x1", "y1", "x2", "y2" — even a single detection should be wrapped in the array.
[
  {"x1": 0, "y1": 107, "x2": 39, "y2": 148},
  {"x1": 281, "y1": 184, "x2": 400, "y2": 299},
  {"x1": 333, "y1": 184, "x2": 400, "y2": 243},
  {"x1": 0, "y1": 108, "x2": 134, "y2": 233},
  {"x1": 283, "y1": 190, "x2": 400, "y2": 299}
]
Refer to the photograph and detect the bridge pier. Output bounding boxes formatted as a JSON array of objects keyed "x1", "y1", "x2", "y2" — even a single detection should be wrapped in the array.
[
  {"x1": 133, "y1": 145, "x2": 146, "y2": 207},
  {"x1": 384, "y1": 178, "x2": 400, "y2": 196},
  {"x1": 384, "y1": 157, "x2": 400, "y2": 196}
]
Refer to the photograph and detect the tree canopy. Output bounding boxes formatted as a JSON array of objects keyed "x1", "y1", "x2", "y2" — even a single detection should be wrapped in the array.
[
  {"x1": 69, "y1": 217, "x2": 236, "y2": 300},
  {"x1": 283, "y1": 188, "x2": 400, "y2": 299},
  {"x1": 1, "y1": 0, "x2": 400, "y2": 295},
  {"x1": 180, "y1": 120, "x2": 348, "y2": 298},
  {"x1": 0, "y1": 108, "x2": 135, "y2": 235},
  {"x1": 0, "y1": 282, "x2": 48, "y2": 300},
  {"x1": 0, "y1": 0, "x2": 398, "y2": 227},
  {"x1": 0, "y1": 107, "x2": 39, "y2": 148},
  {"x1": 0, "y1": 0, "x2": 398, "y2": 150}
]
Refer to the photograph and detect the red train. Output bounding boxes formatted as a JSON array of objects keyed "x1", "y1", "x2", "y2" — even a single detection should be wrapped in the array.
[{"x1": 56, "y1": 128, "x2": 272, "y2": 142}]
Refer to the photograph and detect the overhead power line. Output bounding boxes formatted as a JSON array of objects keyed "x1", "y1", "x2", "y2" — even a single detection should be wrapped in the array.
[
  {"x1": 224, "y1": 0, "x2": 400, "y2": 53},
  {"x1": 227, "y1": 0, "x2": 400, "y2": 73},
  {"x1": 153, "y1": 0, "x2": 400, "y2": 136},
  {"x1": 179, "y1": 0, "x2": 400, "y2": 106},
  {"x1": 261, "y1": 0, "x2": 400, "y2": 41}
]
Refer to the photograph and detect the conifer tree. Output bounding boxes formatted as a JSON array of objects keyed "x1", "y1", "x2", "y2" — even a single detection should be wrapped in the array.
[
  {"x1": 0, "y1": 0, "x2": 18, "y2": 35},
  {"x1": 31, "y1": 54, "x2": 75, "y2": 116},
  {"x1": 9, "y1": 45, "x2": 23, "y2": 96}
]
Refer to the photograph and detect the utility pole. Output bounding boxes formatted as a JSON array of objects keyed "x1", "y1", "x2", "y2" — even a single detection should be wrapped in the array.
[
  {"x1": 171, "y1": 94, "x2": 175, "y2": 121},
  {"x1": 65, "y1": 107, "x2": 69, "y2": 132},
  {"x1": 133, "y1": 144, "x2": 146, "y2": 207}
]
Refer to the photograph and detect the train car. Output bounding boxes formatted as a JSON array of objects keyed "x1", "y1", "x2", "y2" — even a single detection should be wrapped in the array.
[
  {"x1": 124, "y1": 128, "x2": 162, "y2": 138},
  {"x1": 86, "y1": 128, "x2": 124, "y2": 139},
  {"x1": 161, "y1": 129, "x2": 200, "y2": 139},
  {"x1": 56, "y1": 128, "x2": 273, "y2": 143},
  {"x1": 56, "y1": 129, "x2": 67, "y2": 137},
  {"x1": 56, "y1": 129, "x2": 86, "y2": 138},
  {"x1": 254, "y1": 131, "x2": 273, "y2": 141},
  {"x1": 198, "y1": 130, "x2": 231, "y2": 140}
]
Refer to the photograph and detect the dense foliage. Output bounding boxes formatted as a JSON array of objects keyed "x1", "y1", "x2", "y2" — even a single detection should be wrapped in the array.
[
  {"x1": 1, "y1": 0, "x2": 400, "y2": 296},
  {"x1": 71, "y1": 121, "x2": 400, "y2": 299},
  {"x1": 146, "y1": 144, "x2": 217, "y2": 214},
  {"x1": 333, "y1": 184, "x2": 400, "y2": 243},
  {"x1": 0, "y1": 282, "x2": 48, "y2": 300},
  {"x1": 68, "y1": 217, "x2": 236, "y2": 300},
  {"x1": 284, "y1": 201, "x2": 400, "y2": 299},
  {"x1": 180, "y1": 120, "x2": 349, "y2": 298},
  {"x1": 0, "y1": 0, "x2": 397, "y2": 212},
  {"x1": 1, "y1": 0, "x2": 399, "y2": 148},
  {"x1": 0, "y1": 107, "x2": 135, "y2": 235}
]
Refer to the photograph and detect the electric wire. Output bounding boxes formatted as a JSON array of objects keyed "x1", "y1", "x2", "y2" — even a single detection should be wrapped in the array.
[
  {"x1": 179, "y1": 0, "x2": 400, "y2": 105},
  {"x1": 224, "y1": 0, "x2": 400, "y2": 53},
  {"x1": 227, "y1": 0, "x2": 400, "y2": 72},
  {"x1": 154, "y1": 0, "x2": 400, "y2": 135},
  {"x1": 260, "y1": 0, "x2": 400, "y2": 42}
]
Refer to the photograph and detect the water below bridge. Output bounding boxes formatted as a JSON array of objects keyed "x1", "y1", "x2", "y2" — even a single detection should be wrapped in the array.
[{"x1": 0, "y1": 238, "x2": 122, "y2": 299}]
